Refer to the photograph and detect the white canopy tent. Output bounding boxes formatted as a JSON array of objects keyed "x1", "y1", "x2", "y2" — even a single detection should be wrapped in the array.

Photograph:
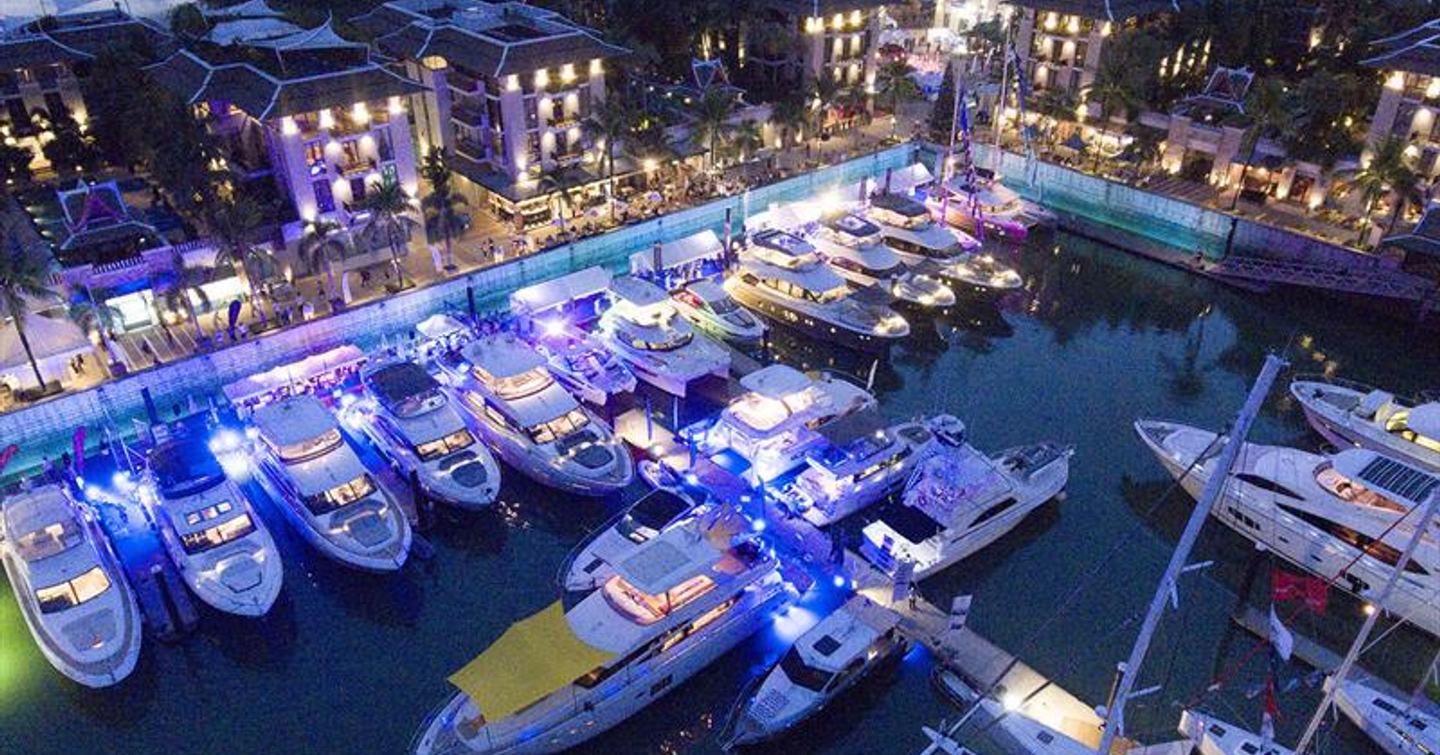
[
  {"x1": 508, "y1": 266, "x2": 612, "y2": 319},
  {"x1": 628, "y1": 230, "x2": 724, "y2": 275},
  {"x1": 0, "y1": 313, "x2": 92, "y2": 390}
]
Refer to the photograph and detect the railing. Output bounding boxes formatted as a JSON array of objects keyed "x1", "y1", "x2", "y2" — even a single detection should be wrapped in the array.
[{"x1": 1211, "y1": 254, "x2": 1437, "y2": 301}]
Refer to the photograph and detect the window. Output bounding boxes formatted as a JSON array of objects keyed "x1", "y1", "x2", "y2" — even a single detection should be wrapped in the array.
[
  {"x1": 973, "y1": 498, "x2": 1018, "y2": 527},
  {"x1": 272, "y1": 428, "x2": 343, "y2": 463},
  {"x1": 35, "y1": 566, "x2": 111, "y2": 614},
  {"x1": 528, "y1": 408, "x2": 591, "y2": 445},
  {"x1": 376, "y1": 129, "x2": 394, "y2": 162},
  {"x1": 1233, "y1": 473, "x2": 1301, "y2": 500},
  {"x1": 180, "y1": 513, "x2": 257, "y2": 554},
  {"x1": 304, "y1": 474, "x2": 377, "y2": 515},
  {"x1": 1278, "y1": 504, "x2": 1429, "y2": 575},
  {"x1": 779, "y1": 646, "x2": 834, "y2": 691},
  {"x1": 414, "y1": 429, "x2": 475, "y2": 461},
  {"x1": 313, "y1": 179, "x2": 335, "y2": 213}
]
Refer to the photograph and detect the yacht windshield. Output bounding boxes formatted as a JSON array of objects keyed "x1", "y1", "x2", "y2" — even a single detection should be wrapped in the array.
[
  {"x1": 414, "y1": 428, "x2": 475, "y2": 461},
  {"x1": 303, "y1": 474, "x2": 377, "y2": 515},
  {"x1": 779, "y1": 646, "x2": 834, "y2": 692},
  {"x1": 528, "y1": 408, "x2": 591, "y2": 445},
  {"x1": 35, "y1": 566, "x2": 111, "y2": 614},
  {"x1": 480, "y1": 366, "x2": 554, "y2": 401},
  {"x1": 15, "y1": 519, "x2": 83, "y2": 561},
  {"x1": 617, "y1": 323, "x2": 693, "y2": 352},
  {"x1": 275, "y1": 428, "x2": 343, "y2": 464},
  {"x1": 181, "y1": 512, "x2": 257, "y2": 554},
  {"x1": 153, "y1": 442, "x2": 226, "y2": 498}
]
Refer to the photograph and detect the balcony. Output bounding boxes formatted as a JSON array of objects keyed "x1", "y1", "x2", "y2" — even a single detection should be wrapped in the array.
[
  {"x1": 456, "y1": 136, "x2": 487, "y2": 161},
  {"x1": 447, "y1": 68, "x2": 482, "y2": 94},
  {"x1": 452, "y1": 100, "x2": 485, "y2": 127}
]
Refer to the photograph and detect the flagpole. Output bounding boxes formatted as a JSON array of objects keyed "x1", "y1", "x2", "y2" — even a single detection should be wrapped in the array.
[
  {"x1": 1292, "y1": 487, "x2": 1440, "y2": 754},
  {"x1": 1095, "y1": 354, "x2": 1287, "y2": 754}
]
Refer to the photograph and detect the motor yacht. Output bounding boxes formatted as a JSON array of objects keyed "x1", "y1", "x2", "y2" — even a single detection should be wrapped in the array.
[
  {"x1": 809, "y1": 212, "x2": 956, "y2": 310},
  {"x1": 861, "y1": 191, "x2": 981, "y2": 254},
  {"x1": 146, "y1": 435, "x2": 282, "y2": 616},
  {"x1": 775, "y1": 411, "x2": 947, "y2": 527},
  {"x1": 727, "y1": 229, "x2": 910, "y2": 354},
  {"x1": 861, "y1": 435, "x2": 1072, "y2": 580},
  {"x1": 1290, "y1": 375, "x2": 1440, "y2": 472},
  {"x1": 561, "y1": 488, "x2": 702, "y2": 592},
  {"x1": 525, "y1": 318, "x2": 637, "y2": 406},
  {"x1": 691, "y1": 364, "x2": 877, "y2": 484},
  {"x1": 929, "y1": 174, "x2": 1056, "y2": 242},
  {"x1": 596, "y1": 275, "x2": 730, "y2": 397},
  {"x1": 1334, "y1": 675, "x2": 1440, "y2": 755},
  {"x1": 442, "y1": 334, "x2": 633, "y2": 495},
  {"x1": 1135, "y1": 420, "x2": 1440, "y2": 637},
  {"x1": 251, "y1": 395, "x2": 412, "y2": 572},
  {"x1": 669, "y1": 278, "x2": 768, "y2": 345},
  {"x1": 345, "y1": 360, "x2": 501, "y2": 510},
  {"x1": 725, "y1": 595, "x2": 905, "y2": 747},
  {"x1": 412, "y1": 517, "x2": 790, "y2": 755},
  {"x1": 1178, "y1": 708, "x2": 1292, "y2": 755},
  {"x1": 0, "y1": 484, "x2": 141, "y2": 687}
]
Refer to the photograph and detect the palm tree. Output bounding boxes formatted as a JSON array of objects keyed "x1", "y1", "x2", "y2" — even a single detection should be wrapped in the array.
[
  {"x1": 358, "y1": 174, "x2": 415, "y2": 288},
  {"x1": 810, "y1": 75, "x2": 842, "y2": 136},
  {"x1": 582, "y1": 96, "x2": 637, "y2": 216},
  {"x1": 67, "y1": 291, "x2": 120, "y2": 370},
  {"x1": 421, "y1": 150, "x2": 467, "y2": 271},
  {"x1": 210, "y1": 194, "x2": 277, "y2": 326},
  {"x1": 0, "y1": 141, "x2": 32, "y2": 187},
  {"x1": 874, "y1": 59, "x2": 920, "y2": 138},
  {"x1": 689, "y1": 88, "x2": 739, "y2": 171},
  {"x1": 770, "y1": 95, "x2": 808, "y2": 148},
  {"x1": 1350, "y1": 136, "x2": 1413, "y2": 244},
  {"x1": 299, "y1": 218, "x2": 345, "y2": 302},
  {"x1": 729, "y1": 119, "x2": 763, "y2": 163},
  {"x1": 40, "y1": 107, "x2": 100, "y2": 178},
  {"x1": 158, "y1": 247, "x2": 209, "y2": 339},
  {"x1": 538, "y1": 172, "x2": 584, "y2": 237},
  {"x1": 1228, "y1": 77, "x2": 1290, "y2": 210},
  {"x1": 1081, "y1": 52, "x2": 1143, "y2": 172},
  {"x1": 0, "y1": 217, "x2": 59, "y2": 389}
]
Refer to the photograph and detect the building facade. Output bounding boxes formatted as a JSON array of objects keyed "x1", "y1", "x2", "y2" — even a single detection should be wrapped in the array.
[
  {"x1": 1363, "y1": 18, "x2": 1440, "y2": 179},
  {"x1": 1009, "y1": 0, "x2": 1177, "y2": 103},
  {"x1": 748, "y1": 0, "x2": 886, "y2": 97}
]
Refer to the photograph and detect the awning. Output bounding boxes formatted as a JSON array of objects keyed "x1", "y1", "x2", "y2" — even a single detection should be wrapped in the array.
[
  {"x1": 448, "y1": 601, "x2": 615, "y2": 723},
  {"x1": 628, "y1": 230, "x2": 724, "y2": 274},
  {"x1": 0, "y1": 312, "x2": 92, "y2": 388},
  {"x1": 221, "y1": 345, "x2": 366, "y2": 404},
  {"x1": 1406, "y1": 403, "x2": 1440, "y2": 440},
  {"x1": 509, "y1": 266, "x2": 611, "y2": 317},
  {"x1": 415, "y1": 313, "x2": 468, "y2": 341}
]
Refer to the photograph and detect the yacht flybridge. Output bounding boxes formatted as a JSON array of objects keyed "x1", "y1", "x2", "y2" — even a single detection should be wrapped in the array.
[
  {"x1": 1291, "y1": 375, "x2": 1440, "y2": 472},
  {"x1": 147, "y1": 436, "x2": 283, "y2": 616},
  {"x1": 346, "y1": 361, "x2": 501, "y2": 510},
  {"x1": 693, "y1": 363, "x2": 877, "y2": 483},
  {"x1": 1135, "y1": 420, "x2": 1440, "y2": 637},
  {"x1": 725, "y1": 595, "x2": 905, "y2": 747},
  {"x1": 443, "y1": 335, "x2": 633, "y2": 495},
  {"x1": 0, "y1": 484, "x2": 141, "y2": 687},
  {"x1": 862, "y1": 191, "x2": 981, "y2": 254},
  {"x1": 561, "y1": 488, "x2": 702, "y2": 592},
  {"x1": 251, "y1": 395, "x2": 413, "y2": 572},
  {"x1": 728, "y1": 228, "x2": 910, "y2": 353},
  {"x1": 861, "y1": 433, "x2": 1072, "y2": 580},
  {"x1": 412, "y1": 518, "x2": 789, "y2": 755},
  {"x1": 596, "y1": 275, "x2": 730, "y2": 397},
  {"x1": 809, "y1": 212, "x2": 956, "y2": 310},
  {"x1": 776, "y1": 410, "x2": 948, "y2": 527}
]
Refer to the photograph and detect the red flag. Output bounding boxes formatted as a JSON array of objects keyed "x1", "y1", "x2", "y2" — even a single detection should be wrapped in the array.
[
  {"x1": 1301, "y1": 578, "x2": 1328, "y2": 614},
  {"x1": 0, "y1": 444, "x2": 17, "y2": 476},
  {"x1": 1260, "y1": 679, "x2": 1278, "y2": 744},
  {"x1": 72, "y1": 426, "x2": 86, "y2": 477},
  {"x1": 1273, "y1": 569, "x2": 1328, "y2": 615}
]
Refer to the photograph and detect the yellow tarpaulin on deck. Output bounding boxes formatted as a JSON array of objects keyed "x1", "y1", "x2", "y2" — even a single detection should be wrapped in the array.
[{"x1": 447, "y1": 601, "x2": 616, "y2": 722}]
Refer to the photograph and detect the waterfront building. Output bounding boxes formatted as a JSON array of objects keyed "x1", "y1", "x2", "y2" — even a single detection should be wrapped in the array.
[
  {"x1": 932, "y1": 0, "x2": 1005, "y2": 35},
  {"x1": 743, "y1": 0, "x2": 886, "y2": 121},
  {"x1": 0, "y1": 8, "x2": 171, "y2": 179},
  {"x1": 352, "y1": 0, "x2": 627, "y2": 229},
  {"x1": 1362, "y1": 18, "x2": 1440, "y2": 179},
  {"x1": 147, "y1": 15, "x2": 425, "y2": 259},
  {"x1": 1008, "y1": 0, "x2": 1177, "y2": 105}
]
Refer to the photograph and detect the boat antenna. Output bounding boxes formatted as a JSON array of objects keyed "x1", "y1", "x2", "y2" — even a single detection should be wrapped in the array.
[
  {"x1": 1292, "y1": 485, "x2": 1440, "y2": 753},
  {"x1": 1095, "y1": 353, "x2": 1287, "y2": 753}
]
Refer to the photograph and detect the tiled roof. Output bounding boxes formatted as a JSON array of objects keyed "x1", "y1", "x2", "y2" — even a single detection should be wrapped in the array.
[
  {"x1": 1384, "y1": 204, "x2": 1440, "y2": 258},
  {"x1": 1006, "y1": 0, "x2": 1179, "y2": 21},
  {"x1": 1362, "y1": 19, "x2": 1440, "y2": 77},
  {"x1": 0, "y1": 9, "x2": 173, "y2": 70}
]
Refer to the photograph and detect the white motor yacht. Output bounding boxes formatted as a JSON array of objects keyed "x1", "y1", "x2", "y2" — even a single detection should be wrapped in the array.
[
  {"x1": 693, "y1": 363, "x2": 877, "y2": 483},
  {"x1": 526, "y1": 318, "x2": 637, "y2": 406},
  {"x1": 412, "y1": 519, "x2": 790, "y2": 755},
  {"x1": 1178, "y1": 708, "x2": 1292, "y2": 755},
  {"x1": 776, "y1": 411, "x2": 946, "y2": 527},
  {"x1": 725, "y1": 595, "x2": 905, "y2": 747},
  {"x1": 861, "y1": 436, "x2": 1072, "y2": 580},
  {"x1": 597, "y1": 275, "x2": 730, "y2": 397},
  {"x1": 251, "y1": 395, "x2": 412, "y2": 572},
  {"x1": 561, "y1": 488, "x2": 702, "y2": 592},
  {"x1": 0, "y1": 484, "x2": 141, "y2": 687},
  {"x1": 862, "y1": 192, "x2": 1025, "y2": 303},
  {"x1": 442, "y1": 335, "x2": 634, "y2": 495},
  {"x1": 147, "y1": 436, "x2": 282, "y2": 616},
  {"x1": 727, "y1": 229, "x2": 910, "y2": 354},
  {"x1": 930, "y1": 174, "x2": 1056, "y2": 242},
  {"x1": 1135, "y1": 420, "x2": 1440, "y2": 637},
  {"x1": 810, "y1": 212, "x2": 956, "y2": 310},
  {"x1": 1291, "y1": 376, "x2": 1440, "y2": 472},
  {"x1": 345, "y1": 361, "x2": 501, "y2": 510},
  {"x1": 1334, "y1": 676, "x2": 1440, "y2": 755},
  {"x1": 670, "y1": 278, "x2": 768, "y2": 345}
]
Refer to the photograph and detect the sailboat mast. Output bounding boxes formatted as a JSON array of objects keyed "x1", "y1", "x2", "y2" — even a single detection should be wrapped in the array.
[
  {"x1": 993, "y1": 20, "x2": 1012, "y2": 173},
  {"x1": 1095, "y1": 353, "x2": 1287, "y2": 753},
  {"x1": 1291, "y1": 487, "x2": 1440, "y2": 754}
]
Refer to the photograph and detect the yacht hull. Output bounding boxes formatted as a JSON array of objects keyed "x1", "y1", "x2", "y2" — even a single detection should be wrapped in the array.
[
  {"x1": 727, "y1": 286, "x2": 901, "y2": 355},
  {"x1": 1290, "y1": 380, "x2": 1440, "y2": 472},
  {"x1": 1334, "y1": 678, "x2": 1440, "y2": 755},
  {"x1": 254, "y1": 461, "x2": 412, "y2": 572}
]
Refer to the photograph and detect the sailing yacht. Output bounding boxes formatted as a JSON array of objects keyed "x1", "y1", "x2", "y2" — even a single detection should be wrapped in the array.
[
  {"x1": 1334, "y1": 676, "x2": 1440, "y2": 755},
  {"x1": 0, "y1": 484, "x2": 141, "y2": 687},
  {"x1": 147, "y1": 436, "x2": 283, "y2": 616},
  {"x1": 692, "y1": 363, "x2": 877, "y2": 483},
  {"x1": 727, "y1": 228, "x2": 910, "y2": 354},
  {"x1": 775, "y1": 411, "x2": 948, "y2": 527},
  {"x1": 861, "y1": 436, "x2": 1072, "y2": 580},
  {"x1": 808, "y1": 212, "x2": 957, "y2": 310},
  {"x1": 442, "y1": 334, "x2": 634, "y2": 495},
  {"x1": 1291, "y1": 376, "x2": 1440, "y2": 472},
  {"x1": 561, "y1": 488, "x2": 703, "y2": 592},
  {"x1": 251, "y1": 395, "x2": 413, "y2": 572},
  {"x1": 596, "y1": 275, "x2": 730, "y2": 397},
  {"x1": 669, "y1": 279, "x2": 768, "y2": 345},
  {"x1": 725, "y1": 595, "x2": 905, "y2": 747},
  {"x1": 347, "y1": 361, "x2": 501, "y2": 510},
  {"x1": 1135, "y1": 420, "x2": 1440, "y2": 637},
  {"x1": 412, "y1": 518, "x2": 790, "y2": 754},
  {"x1": 525, "y1": 318, "x2": 637, "y2": 406}
]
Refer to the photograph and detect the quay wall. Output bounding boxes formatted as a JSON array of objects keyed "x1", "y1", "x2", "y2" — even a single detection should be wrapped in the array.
[{"x1": 1, "y1": 145, "x2": 918, "y2": 472}]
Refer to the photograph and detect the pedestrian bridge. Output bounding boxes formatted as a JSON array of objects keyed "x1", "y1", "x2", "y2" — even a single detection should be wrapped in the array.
[{"x1": 1210, "y1": 254, "x2": 1437, "y2": 302}]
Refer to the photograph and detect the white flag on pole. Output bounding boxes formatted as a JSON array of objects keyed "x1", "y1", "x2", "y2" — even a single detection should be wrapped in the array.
[{"x1": 1269, "y1": 606, "x2": 1294, "y2": 662}]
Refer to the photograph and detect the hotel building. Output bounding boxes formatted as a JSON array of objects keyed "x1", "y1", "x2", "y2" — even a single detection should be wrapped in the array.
[{"x1": 1362, "y1": 18, "x2": 1440, "y2": 179}]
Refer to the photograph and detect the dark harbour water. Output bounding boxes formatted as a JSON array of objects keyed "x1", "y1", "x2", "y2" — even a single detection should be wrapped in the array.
[{"x1": 2, "y1": 230, "x2": 1437, "y2": 755}]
